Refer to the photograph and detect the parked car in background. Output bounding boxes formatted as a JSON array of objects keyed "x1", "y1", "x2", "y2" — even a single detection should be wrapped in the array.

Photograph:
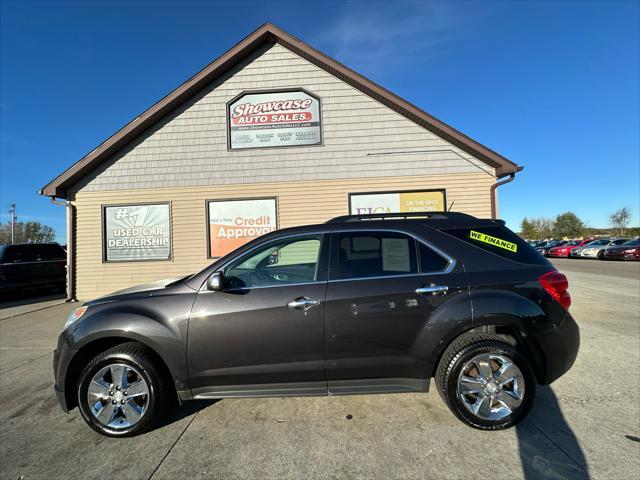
[
  {"x1": 548, "y1": 239, "x2": 593, "y2": 258},
  {"x1": 0, "y1": 243, "x2": 66, "y2": 295},
  {"x1": 536, "y1": 240, "x2": 567, "y2": 257},
  {"x1": 573, "y1": 238, "x2": 630, "y2": 259},
  {"x1": 602, "y1": 238, "x2": 640, "y2": 261}
]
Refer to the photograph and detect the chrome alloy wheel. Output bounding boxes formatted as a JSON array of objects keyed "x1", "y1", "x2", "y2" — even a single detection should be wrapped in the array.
[
  {"x1": 87, "y1": 363, "x2": 150, "y2": 429},
  {"x1": 457, "y1": 353, "x2": 524, "y2": 421}
]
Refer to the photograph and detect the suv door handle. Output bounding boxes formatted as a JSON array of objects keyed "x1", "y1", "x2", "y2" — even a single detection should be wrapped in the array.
[
  {"x1": 287, "y1": 297, "x2": 321, "y2": 310},
  {"x1": 415, "y1": 285, "x2": 449, "y2": 295}
]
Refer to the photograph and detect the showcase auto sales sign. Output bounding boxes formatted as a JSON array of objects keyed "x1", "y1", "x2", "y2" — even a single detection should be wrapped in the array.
[{"x1": 228, "y1": 90, "x2": 321, "y2": 149}]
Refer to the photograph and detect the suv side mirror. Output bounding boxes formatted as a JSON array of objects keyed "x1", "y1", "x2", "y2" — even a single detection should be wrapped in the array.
[{"x1": 207, "y1": 272, "x2": 224, "y2": 291}]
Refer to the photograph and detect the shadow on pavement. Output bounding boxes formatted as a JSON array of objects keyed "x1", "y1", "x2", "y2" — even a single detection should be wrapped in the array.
[
  {"x1": 517, "y1": 386, "x2": 589, "y2": 479},
  {"x1": 0, "y1": 290, "x2": 65, "y2": 309},
  {"x1": 156, "y1": 399, "x2": 219, "y2": 429}
]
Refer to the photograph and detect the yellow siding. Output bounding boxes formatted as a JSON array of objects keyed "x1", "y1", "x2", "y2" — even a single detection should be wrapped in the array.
[{"x1": 73, "y1": 172, "x2": 495, "y2": 300}]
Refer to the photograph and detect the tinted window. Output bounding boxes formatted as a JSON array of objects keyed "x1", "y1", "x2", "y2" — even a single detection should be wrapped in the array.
[
  {"x1": 38, "y1": 244, "x2": 66, "y2": 260},
  {"x1": 337, "y1": 232, "x2": 417, "y2": 279},
  {"x1": 442, "y1": 226, "x2": 549, "y2": 265},
  {"x1": 419, "y1": 242, "x2": 450, "y2": 272},
  {"x1": 622, "y1": 239, "x2": 640, "y2": 246},
  {"x1": 611, "y1": 239, "x2": 629, "y2": 245},
  {"x1": 3, "y1": 245, "x2": 38, "y2": 263},
  {"x1": 225, "y1": 235, "x2": 321, "y2": 288}
]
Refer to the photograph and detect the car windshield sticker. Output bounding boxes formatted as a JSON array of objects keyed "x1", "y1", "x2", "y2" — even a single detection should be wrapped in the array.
[{"x1": 469, "y1": 230, "x2": 518, "y2": 252}]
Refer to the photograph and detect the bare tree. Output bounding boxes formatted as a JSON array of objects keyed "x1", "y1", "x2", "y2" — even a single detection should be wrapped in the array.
[
  {"x1": 0, "y1": 221, "x2": 56, "y2": 244},
  {"x1": 609, "y1": 207, "x2": 631, "y2": 236}
]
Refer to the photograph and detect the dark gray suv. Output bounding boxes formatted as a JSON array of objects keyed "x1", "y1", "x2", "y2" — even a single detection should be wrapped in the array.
[{"x1": 53, "y1": 212, "x2": 579, "y2": 436}]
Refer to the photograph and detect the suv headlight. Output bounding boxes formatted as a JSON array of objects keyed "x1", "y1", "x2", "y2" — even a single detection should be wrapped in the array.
[{"x1": 64, "y1": 306, "x2": 88, "y2": 330}]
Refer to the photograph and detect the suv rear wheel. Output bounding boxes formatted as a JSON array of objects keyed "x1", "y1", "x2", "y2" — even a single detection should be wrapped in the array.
[
  {"x1": 77, "y1": 342, "x2": 169, "y2": 437},
  {"x1": 436, "y1": 333, "x2": 536, "y2": 430}
]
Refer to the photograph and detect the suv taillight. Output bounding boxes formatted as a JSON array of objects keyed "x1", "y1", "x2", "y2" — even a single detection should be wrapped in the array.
[{"x1": 539, "y1": 271, "x2": 571, "y2": 310}]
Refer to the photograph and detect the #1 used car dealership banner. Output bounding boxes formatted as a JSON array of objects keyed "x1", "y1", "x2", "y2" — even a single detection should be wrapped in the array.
[
  {"x1": 103, "y1": 203, "x2": 171, "y2": 261},
  {"x1": 349, "y1": 190, "x2": 446, "y2": 215},
  {"x1": 228, "y1": 90, "x2": 321, "y2": 149},
  {"x1": 208, "y1": 198, "x2": 277, "y2": 257}
]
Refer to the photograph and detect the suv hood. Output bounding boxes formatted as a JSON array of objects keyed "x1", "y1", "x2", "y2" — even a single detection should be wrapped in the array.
[{"x1": 86, "y1": 276, "x2": 190, "y2": 306}]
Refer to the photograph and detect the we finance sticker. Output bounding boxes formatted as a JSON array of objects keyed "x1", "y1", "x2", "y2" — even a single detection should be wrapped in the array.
[{"x1": 469, "y1": 230, "x2": 518, "y2": 252}]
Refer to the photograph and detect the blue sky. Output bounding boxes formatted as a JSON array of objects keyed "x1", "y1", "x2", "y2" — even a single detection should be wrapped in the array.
[{"x1": 1, "y1": 0, "x2": 638, "y2": 242}]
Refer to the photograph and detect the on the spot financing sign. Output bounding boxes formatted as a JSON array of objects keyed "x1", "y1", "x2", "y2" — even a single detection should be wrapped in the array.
[
  {"x1": 208, "y1": 198, "x2": 277, "y2": 257},
  {"x1": 228, "y1": 90, "x2": 321, "y2": 149},
  {"x1": 349, "y1": 190, "x2": 446, "y2": 215}
]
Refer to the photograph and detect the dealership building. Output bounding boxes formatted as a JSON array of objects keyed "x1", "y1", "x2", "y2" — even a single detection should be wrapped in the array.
[{"x1": 41, "y1": 24, "x2": 522, "y2": 300}]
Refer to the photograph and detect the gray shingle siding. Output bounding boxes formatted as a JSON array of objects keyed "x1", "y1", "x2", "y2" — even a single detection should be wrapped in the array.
[{"x1": 72, "y1": 43, "x2": 494, "y2": 194}]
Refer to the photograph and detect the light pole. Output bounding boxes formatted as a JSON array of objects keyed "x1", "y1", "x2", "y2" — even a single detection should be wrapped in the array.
[{"x1": 9, "y1": 203, "x2": 17, "y2": 244}]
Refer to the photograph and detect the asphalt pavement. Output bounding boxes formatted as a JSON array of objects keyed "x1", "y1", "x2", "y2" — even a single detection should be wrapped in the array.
[{"x1": 0, "y1": 258, "x2": 638, "y2": 480}]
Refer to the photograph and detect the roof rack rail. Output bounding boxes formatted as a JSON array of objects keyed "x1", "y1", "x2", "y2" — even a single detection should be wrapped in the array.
[{"x1": 325, "y1": 211, "x2": 477, "y2": 223}]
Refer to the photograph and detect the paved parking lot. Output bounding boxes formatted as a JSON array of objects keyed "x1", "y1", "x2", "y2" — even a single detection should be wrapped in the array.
[{"x1": 1, "y1": 259, "x2": 639, "y2": 480}]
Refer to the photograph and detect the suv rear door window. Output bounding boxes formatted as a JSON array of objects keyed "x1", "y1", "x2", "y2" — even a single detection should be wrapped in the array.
[{"x1": 336, "y1": 232, "x2": 417, "y2": 279}]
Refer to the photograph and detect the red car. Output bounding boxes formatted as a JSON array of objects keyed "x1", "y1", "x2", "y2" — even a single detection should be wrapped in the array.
[{"x1": 548, "y1": 239, "x2": 593, "y2": 258}]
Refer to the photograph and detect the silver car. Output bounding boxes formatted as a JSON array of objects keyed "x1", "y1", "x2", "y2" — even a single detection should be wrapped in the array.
[{"x1": 574, "y1": 238, "x2": 629, "y2": 259}]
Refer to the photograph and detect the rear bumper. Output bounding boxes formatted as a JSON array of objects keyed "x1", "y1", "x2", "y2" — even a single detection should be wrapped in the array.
[{"x1": 533, "y1": 311, "x2": 580, "y2": 384}]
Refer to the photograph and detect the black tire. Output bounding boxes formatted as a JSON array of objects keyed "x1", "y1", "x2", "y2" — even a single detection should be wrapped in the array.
[
  {"x1": 77, "y1": 342, "x2": 169, "y2": 437},
  {"x1": 598, "y1": 251, "x2": 605, "y2": 260},
  {"x1": 435, "y1": 333, "x2": 536, "y2": 430}
]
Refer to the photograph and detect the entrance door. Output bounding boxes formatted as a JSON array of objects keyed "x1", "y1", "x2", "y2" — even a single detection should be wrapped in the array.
[{"x1": 188, "y1": 233, "x2": 329, "y2": 397}]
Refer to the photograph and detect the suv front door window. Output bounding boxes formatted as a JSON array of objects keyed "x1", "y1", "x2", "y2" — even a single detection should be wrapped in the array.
[{"x1": 225, "y1": 236, "x2": 321, "y2": 288}]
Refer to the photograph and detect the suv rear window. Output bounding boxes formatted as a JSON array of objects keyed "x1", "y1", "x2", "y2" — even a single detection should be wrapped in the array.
[{"x1": 442, "y1": 227, "x2": 548, "y2": 265}]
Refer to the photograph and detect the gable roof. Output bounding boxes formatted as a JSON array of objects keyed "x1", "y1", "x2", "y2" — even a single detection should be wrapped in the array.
[{"x1": 40, "y1": 23, "x2": 522, "y2": 199}]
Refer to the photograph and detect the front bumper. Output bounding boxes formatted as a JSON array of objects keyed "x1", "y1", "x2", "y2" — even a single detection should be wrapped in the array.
[
  {"x1": 52, "y1": 332, "x2": 77, "y2": 413},
  {"x1": 605, "y1": 253, "x2": 640, "y2": 261}
]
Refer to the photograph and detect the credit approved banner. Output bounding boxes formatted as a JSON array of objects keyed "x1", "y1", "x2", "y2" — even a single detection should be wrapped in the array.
[{"x1": 208, "y1": 198, "x2": 277, "y2": 257}]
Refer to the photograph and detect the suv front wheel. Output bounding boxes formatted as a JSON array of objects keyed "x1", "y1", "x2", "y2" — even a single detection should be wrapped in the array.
[
  {"x1": 436, "y1": 333, "x2": 536, "y2": 430},
  {"x1": 77, "y1": 342, "x2": 169, "y2": 437}
]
